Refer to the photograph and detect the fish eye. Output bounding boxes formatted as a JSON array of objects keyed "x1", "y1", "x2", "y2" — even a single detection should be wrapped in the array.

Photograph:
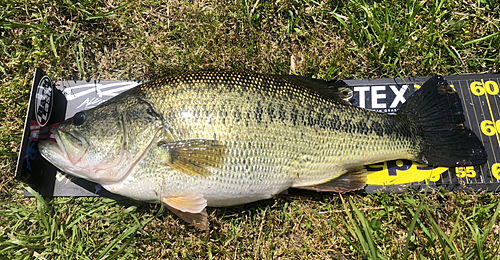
[{"x1": 73, "y1": 111, "x2": 86, "y2": 125}]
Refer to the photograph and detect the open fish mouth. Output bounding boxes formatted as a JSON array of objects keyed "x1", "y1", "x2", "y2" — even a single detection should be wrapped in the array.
[
  {"x1": 38, "y1": 128, "x2": 89, "y2": 179},
  {"x1": 57, "y1": 128, "x2": 88, "y2": 164},
  {"x1": 39, "y1": 128, "x2": 65, "y2": 161}
]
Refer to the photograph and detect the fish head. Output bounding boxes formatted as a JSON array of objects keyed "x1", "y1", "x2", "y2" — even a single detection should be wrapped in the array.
[{"x1": 39, "y1": 95, "x2": 164, "y2": 184}]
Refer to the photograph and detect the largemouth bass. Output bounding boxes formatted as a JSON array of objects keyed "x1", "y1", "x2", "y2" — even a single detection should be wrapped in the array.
[{"x1": 39, "y1": 71, "x2": 487, "y2": 229}]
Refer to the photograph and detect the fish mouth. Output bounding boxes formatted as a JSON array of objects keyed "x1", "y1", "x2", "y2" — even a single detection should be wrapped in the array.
[
  {"x1": 57, "y1": 128, "x2": 88, "y2": 164},
  {"x1": 39, "y1": 128, "x2": 65, "y2": 161},
  {"x1": 38, "y1": 128, "x2": 89, "y2": 179}
]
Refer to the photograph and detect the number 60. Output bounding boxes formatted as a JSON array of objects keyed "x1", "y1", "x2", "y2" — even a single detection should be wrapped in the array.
[
  {"x1": 471, "y1": 81, "x2": 500, "y2": 96},
  {"x1": 480, "y1": 120, "x2": 500, "y2": 136}
]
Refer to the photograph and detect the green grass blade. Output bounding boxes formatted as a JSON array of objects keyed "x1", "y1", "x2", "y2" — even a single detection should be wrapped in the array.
[
  {"x1": 23, "y1": 185, "x2": 51, "y2": 232},
  {"x1": 340, "y1": 195, "x2": 369, "y2": 257},
  {"x1": 464, "y1": 32, "x2": 500, "y2": 46},
  {"x1": 403, "y1": 193, "x2": 427, "y2": 259},
  {"x1": 462, "y1": 214, "x2": 481, "y2": 259},
  {"x1": 349, "y1": 199, "x2": 378, "y2": 260},
  {"x1": 0, "y1": 20, "x2": 34, "y2": 29},
  {"x1": 478, "y1": 201, "x2": 500, "y2": 245},
  {"x1": 63, "y1": 22, "x2": 78, "y2": 46},
  {"x1": 307, "y1": 204, "x2": 367, "y2": 259},
  {"x1": 85, "y1": 1, "x2": 134, "y2": 20},
  {"x1": 449, "y1": 210, "x2": 462, "y2": 249},
  {"x1": 441, "y1": 38, "x2": 461, "y2": 64},
  {"x1": 76, "y1": 40, "x2": 85, "y2": 79},
  {"x1": 23, "y1": 185, "x2": 48, "y2": 209},
  {"x1": 96, "y1": 205, "x2": 163, "y2": 259},
  {"x1": 50, "y1": 33, "x2": 58, "y2": 58},
  {"x1": 464, "y1": 201, "x2": 500, "y2": 260},
  {"x1": 425, "y1": 205, "x2": 463, "y2": 260}
]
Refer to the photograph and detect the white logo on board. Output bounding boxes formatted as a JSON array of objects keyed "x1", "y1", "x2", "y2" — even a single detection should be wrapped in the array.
[{"x1": 35, "y1": 75, "x2": 53, "y2": 127}]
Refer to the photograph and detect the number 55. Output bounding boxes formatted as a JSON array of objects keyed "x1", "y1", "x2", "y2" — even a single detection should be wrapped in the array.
[{"x1": 456, "y1": 166, "x2": 476, "y2": 178}]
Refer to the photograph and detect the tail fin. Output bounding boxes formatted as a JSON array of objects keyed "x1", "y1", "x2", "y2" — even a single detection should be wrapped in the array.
[{"x1": 398, "y1": 76, "x2": 487, "y2": 167}]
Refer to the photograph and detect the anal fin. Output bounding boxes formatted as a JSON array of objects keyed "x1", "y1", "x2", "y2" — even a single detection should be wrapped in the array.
[{"x1": 295, "y1": 167, "x2": 367, "y2": 193}]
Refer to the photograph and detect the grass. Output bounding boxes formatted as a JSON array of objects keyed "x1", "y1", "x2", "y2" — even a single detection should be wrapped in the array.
[{"x1": 1, "y1": 0, "x2": 500, "y2": 259}]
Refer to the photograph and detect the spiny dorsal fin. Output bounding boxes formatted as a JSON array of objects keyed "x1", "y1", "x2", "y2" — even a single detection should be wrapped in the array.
[
  {"x1": 160, "y1": 139, "x2": 225, "y2": 177},
  {"x1": 280, "y1": 75, "x2": 353, "y2": 105}
]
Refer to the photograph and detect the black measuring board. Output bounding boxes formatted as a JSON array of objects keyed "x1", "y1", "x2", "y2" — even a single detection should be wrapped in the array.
[
  {"x1": 15, "y1": 69, "x2": 500, "y2": 197},
  {"x1": 457, "y1": 78, "x2": 500, "y2": 184}
]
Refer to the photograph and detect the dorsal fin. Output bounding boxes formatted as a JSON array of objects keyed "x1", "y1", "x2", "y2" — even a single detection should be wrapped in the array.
[{"x1": 280, "y1": 75, "x2": 353, "y2": 105}]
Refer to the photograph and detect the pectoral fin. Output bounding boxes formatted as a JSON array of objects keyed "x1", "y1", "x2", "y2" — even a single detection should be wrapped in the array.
[
  {"x1": 160, "y1": 139, "x2": 225, "y2": 177},
  {"x1": 295, "y1": 167, "x2": 367, "y2": 193},
  {"x1": 161, "y1": 194, "x2": 209, "y2": 230}
]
